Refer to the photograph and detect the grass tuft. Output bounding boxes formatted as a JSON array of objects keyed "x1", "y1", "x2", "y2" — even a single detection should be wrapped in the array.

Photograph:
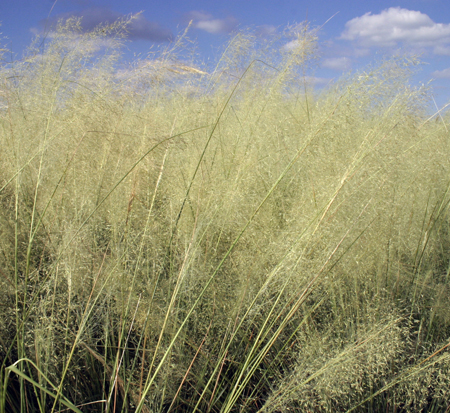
[{"x1": 1, "y1": 16, "x2": 450, "y2": 413}]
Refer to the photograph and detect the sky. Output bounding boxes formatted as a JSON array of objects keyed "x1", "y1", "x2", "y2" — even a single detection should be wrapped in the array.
[{"x1": 1, "y1": 0, "x2": 450, "y2": 111}]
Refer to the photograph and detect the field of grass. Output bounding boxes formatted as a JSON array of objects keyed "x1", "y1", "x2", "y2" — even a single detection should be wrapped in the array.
[{"x1": 0, "y1": 17, "x2": 450, "y2": 412}]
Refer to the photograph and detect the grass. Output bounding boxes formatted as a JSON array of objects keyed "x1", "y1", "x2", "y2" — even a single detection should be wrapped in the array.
[{"x1": 0, "y1": 16, "x2": 450, "y2": 412}]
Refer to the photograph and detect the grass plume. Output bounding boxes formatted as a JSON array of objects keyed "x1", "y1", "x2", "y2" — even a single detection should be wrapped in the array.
[{"x1": 0, "y1": 16, "x2": 449, "y2": 413}]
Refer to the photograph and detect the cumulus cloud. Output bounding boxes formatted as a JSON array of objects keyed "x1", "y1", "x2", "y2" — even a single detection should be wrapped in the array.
[
  {"x1": 322, "y1": 57, "x2": 351, "y2": 71},
  {"x1": 340, "y1": 7, "x2": 450, "y2": 51},
  {"x1": 283, "y1": 40, "x2": 302, "y2": 51},
  {"x1": 37, "y1": 7, "x2": 173, "y2": 42},
  {"x1": 432, "y1": 68, "x2": 450, "y2": 78},
  {"x1": 185, "y1": 11, "x2": 238, "y2": 34}
]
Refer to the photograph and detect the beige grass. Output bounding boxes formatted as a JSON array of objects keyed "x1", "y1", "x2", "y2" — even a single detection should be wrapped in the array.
[{"x1": 0, "y1": 16, "x2": 449, "y2": 413}]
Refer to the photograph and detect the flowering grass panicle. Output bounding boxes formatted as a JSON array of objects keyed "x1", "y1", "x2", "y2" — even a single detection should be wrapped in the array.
[{"x1": 0, "y1": 16, "x2": 449, "y2": 413}]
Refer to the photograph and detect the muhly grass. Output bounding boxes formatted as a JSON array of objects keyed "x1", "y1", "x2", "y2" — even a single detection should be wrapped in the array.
[{"x1": 0, "y1": 16, "x2": 450, "y2": 412}]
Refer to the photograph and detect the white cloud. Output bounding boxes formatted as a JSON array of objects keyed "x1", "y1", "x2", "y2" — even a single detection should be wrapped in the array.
[
  {"x1": 432, "y1": 68, "x2": 450, "y2": 78},
  {"x1": 433, "y1": 45, "x2": 450, "y2": 55},
  {"x1": 322, "y1": 57, "x2": 351, "y2": 71},
  {"x1": 257, "y1": 25, "x2": 277, "y2": 37},
  {"x1": 340, "y1": 7, "x2": 450, "y2": 52},
  {"x1": 185, "y1": 11, "x2": 238, "y2": 35},
  {"x1": 283, "y1": 40, "x2": 299, "y2": 51},
  {"x1": 353, "y1": 48, "x2": 371, "y2": 57},
  {"x1": 196, "y1": 19, "x2": 231, "y2": 34}
]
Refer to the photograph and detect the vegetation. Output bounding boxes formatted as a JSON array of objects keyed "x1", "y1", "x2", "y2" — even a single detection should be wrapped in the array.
[{"x1": 0, "y1": 16, "x2": 449, "y2": 412}]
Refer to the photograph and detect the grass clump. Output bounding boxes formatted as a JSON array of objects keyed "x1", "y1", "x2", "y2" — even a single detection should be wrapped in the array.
[{"x1": 0, "y1": 16, "x2": 450, "y2": 413}]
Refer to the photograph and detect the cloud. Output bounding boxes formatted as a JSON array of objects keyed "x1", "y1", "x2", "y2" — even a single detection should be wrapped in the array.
[
  {"x1": 340, "y1": 7, "x2": 450, "y2": 51},
  {"x1": 432, "y1": 68, "x2": 450, "y2": 78},
  {"x1": 433, "y1": 45, "x2": 450, "y2": 55},
  {"x1": 283, "y1": 40, "x2": 302, "y2": 51},
  {"x1": 185, "y1": 11, "x2": 238, "y2": 35},
  {"x1": 353, "y1": 48, "x2": 371, "y2": 57},
  {"x1": 256, "y1": 25, "x2": 277, "y2": 37},
  {"x1": 38, "y1": 7, "x2": 173, "y2": 42},
  {"x1": 322, "y1": 57, "x2": 351, "y2": 71},
  {"x1": 125, "y1": 13, "x2": 173, "y2": 42}
]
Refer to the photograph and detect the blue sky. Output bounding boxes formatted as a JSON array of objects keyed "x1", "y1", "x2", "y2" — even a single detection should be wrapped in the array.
[{"x1": 1, "y1": 0, "x2": 450, "y2": 110}]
